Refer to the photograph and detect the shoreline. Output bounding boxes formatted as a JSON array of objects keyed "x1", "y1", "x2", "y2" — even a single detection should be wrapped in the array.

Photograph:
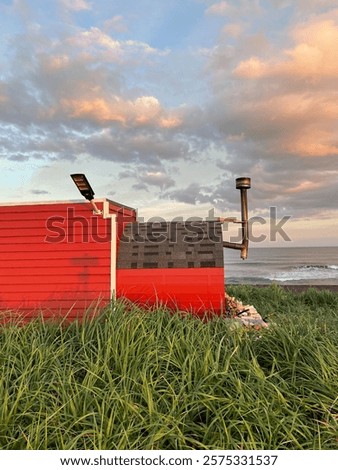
[{"x1": 227, "y1": 284, "x2": 338, "y2": 293}]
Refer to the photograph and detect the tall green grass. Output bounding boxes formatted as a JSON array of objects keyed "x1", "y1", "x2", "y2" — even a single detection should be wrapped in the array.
[{"x1": 0, "y1": 285, "x2": 337, "y2": 449}]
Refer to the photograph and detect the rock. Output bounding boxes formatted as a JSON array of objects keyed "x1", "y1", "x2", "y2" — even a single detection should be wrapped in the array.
[
  {"x1": 225, "y1": 292, "x2": 268, "y2": 329},
  {"x1": 235, "y1": 316, "x2": 269, "y2": 329}
]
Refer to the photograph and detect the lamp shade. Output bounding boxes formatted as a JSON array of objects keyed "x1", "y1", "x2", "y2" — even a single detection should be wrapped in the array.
[{"x1": 70, "y1": 174, "x2": 95, "y2": 201}]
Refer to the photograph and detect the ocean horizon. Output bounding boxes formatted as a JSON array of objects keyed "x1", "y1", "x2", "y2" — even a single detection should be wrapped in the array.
[{"x1": 224, "y1": 246, "x2": 338, "y2": 285}]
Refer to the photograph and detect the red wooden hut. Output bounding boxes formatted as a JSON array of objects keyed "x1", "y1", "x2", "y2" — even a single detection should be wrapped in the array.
[
  {"x1": 0, "y1": 198, "x2": 135, "y2": 320},
  {"x1": 0, "y1": 175, "x2": 250, "y2": 321}
]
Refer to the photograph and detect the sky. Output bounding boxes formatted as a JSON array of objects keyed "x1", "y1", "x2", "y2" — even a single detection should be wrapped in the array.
[{"x1": 0, "y1": 0, "x2": 338, "y2": 247}]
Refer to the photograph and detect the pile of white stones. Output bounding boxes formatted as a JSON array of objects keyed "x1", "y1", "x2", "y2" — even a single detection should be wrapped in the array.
[{"x1": 225, "y1": 293, "x2": 269, "y2": 329}]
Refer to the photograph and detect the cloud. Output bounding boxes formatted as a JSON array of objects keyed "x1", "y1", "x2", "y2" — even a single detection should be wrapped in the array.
[
  {"x1": 118, "y1": 168, "x2": 175, "y2": 192},
  {"x1": 137, "y1": 171, "x2": 175, "y2": 190},
  {"x1": 208, "y1": 13, "x2": 338, "y2": 161},
  {"x1": 205, "y1": 0, "x2": 261, "y2": 17},
  {"x1": 162, "y1": 165, "x2": 338, "y2": 218},
  {"x1": 30, "y1": 189, "x2": 50, "y2": 195},
  {"x1": 0, "y1": 20, "x2": 201, "y2": 172},
  {"x1": 285, "y1": 129, "x2": 338, "y2": 157},
  {"x1": 132, "y1": 173, "x2": 175, "y2": 192},
  {"x1": 206, "y1": 0, "x2": 338, "y2": 17},
  {"x1": 155, "y1": 7, "x2": 336, "y2": 220},
  {"x1": 206, "y1": 1, "x2": 233, "y2": 16},
  {"x1": 103, "y1": 15, "x2": 128, "y2": 33},
  {"x1": 8, "y1": 153, "x2": 31, "y2": 162},
  {"x1": 162, "y1": 178, "x2": 240, "y2": 208},
  {"x1": 67, "y1": 27, "x2": 167, "y2": 63},
  {"x1": 59, "y1": 0, "x2": 91, "y2": 11},
  {"x1": 285, "y1": 180, "x2": 323, "y2": 193},
  {"x1": 233, "y1": 18, "x2": 338, "y2": 81},
  {"x1": 60, "y1": 95, "x2": 182, "y2": 128},
  {"x1": 290, "y1": 0, "x2": 338, "y2": 11},
  {"x1": 2, "y1": 0, "x2": 338, "y2": 232},
  {"x1": 68, "y1": 27, "x2": 121, "y2": 52},
  {"x1": 222, "y1": 23, "x2": 244, "y2": 38},
  {"x1": 163, "y1": 183, "x2": 209, "y2": 205},
  {"x1": 233, "y1": 57, "x2": 268, "y2": 78}
]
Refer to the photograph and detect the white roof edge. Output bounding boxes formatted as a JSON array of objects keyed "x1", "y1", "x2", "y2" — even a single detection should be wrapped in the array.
[
  {"x1": 0, "y1": 199, "x2": 85, "y2": 207},
  {"x1": 0, "y1": 197, "x2": 136, "y2": 211},
  {"x1": 0, "y1": 198, "x2": 108, "y2": 207}
]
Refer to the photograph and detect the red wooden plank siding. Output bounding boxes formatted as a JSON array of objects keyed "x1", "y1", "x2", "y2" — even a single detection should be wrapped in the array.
[
  {"x1": 0, "y1": 201, "x2": 114, "y2": 320},
  {"x1": 116, "y1": 267, "x2": 225, "y2": 317}
]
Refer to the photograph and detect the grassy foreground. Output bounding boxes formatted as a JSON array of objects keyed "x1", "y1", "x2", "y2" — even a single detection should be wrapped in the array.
[{"x1": 0, "y1": 285, "x2": 337, "y2": 450}]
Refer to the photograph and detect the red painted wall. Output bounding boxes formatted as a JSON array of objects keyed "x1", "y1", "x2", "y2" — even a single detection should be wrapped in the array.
[
  {"x1": 116, "y1": 267, "x2": 225, "y2": 317},
  {"x1": 0, "y1": 200, "x2": 135, "y2": 321}
]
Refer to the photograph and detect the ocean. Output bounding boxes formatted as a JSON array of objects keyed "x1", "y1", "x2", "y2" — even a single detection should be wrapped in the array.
[{"x1": 224, "y1": 246, "x2": 338, "y2": 285}]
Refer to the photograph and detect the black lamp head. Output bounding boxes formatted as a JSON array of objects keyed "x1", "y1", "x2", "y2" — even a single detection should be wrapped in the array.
[{"x1": 70, "y1": 174, "x2": 95, "y2": 201}]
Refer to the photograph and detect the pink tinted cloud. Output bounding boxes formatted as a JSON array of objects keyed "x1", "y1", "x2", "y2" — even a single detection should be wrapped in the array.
[
  {"x1": 233, "y1": 17, "x2": 338, "y2": 81},
  {"x1": 228, "y1": 15, "x2": 338, "y2": 158},
  {"x1": 222, "y1": 23, "x2": 244, "y2": 38},
  {"x1": 60, "y1": 95, "x2": 182, "y2": 129},
  {"x1": 59, "y1": 0, "x2": 91, "y2": 11},
  {"x1": 206, "y1": 1, "x2": 233, "y2": 16},
  {"x1": 285, "y1": 129, "x2": 338, "y2": 157}
]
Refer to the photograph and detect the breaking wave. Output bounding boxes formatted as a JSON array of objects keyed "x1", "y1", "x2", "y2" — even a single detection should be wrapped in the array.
[{"x1": 266, "y1": 264, "x2": 338, "y2": 282}]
